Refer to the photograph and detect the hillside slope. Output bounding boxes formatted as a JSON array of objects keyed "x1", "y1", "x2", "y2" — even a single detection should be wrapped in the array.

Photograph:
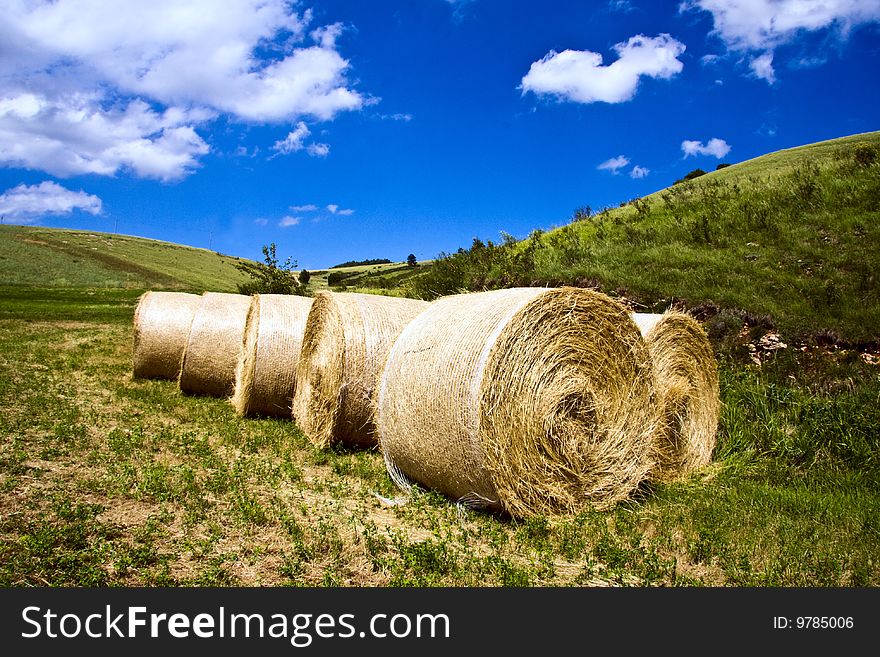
[
  {"x1": 407, "y1": 131, "x2": 880, "y2": 343},
  {"x1": 0, "y1": 226, "x2": 250, "y2": 292}
]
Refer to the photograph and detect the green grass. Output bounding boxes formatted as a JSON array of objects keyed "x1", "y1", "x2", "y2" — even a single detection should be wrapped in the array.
[
  {"x1": 0, "y1": 225, "x2": 250, "y2": 291},
  {"x1": 404, "y1": 131, "x2": 880, "y2": 343},
  {"x1": 307, "y1": 260, "x2": 431, "y2": 294},
  {"x1": 0, "y1": 287, "x2": 876, "y2": 586}
]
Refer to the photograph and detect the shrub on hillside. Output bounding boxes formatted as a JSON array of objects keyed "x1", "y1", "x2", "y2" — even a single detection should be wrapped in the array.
[{"x1": 235, "y1": 243, "x2": 307, "y2": 295}]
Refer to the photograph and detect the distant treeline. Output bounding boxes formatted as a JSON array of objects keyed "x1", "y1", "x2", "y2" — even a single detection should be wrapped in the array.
[{"x1": 330, "y1": 258, "x2": 392, "y2": 269}]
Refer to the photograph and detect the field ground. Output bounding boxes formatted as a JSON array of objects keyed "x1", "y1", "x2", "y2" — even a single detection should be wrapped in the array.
[{"x1": 1, "y1": 288, "x2": 877, "y2": 586}]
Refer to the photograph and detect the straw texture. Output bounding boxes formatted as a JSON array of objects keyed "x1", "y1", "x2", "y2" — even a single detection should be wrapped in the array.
[
  {"x1": 232, "y1": 294, "x2": 314, "y2": 417},
  {"x1": 378, "y1": 287, "x2": 659, "y2": 518},
  {"x1": 291, "y1": 292, "x2": 430, "y2": 448},
  {"x1": 179, "y1": 292, "x2": 252, "y2": 397},
  {"x1": 633, "y1": 311, "x2": 719, "y2": 482},
  {"x1": 132, "y1": 291, "x2": 201, "y2": 380}
]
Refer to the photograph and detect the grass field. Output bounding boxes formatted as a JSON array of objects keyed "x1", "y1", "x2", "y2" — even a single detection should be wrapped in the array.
[
  {"x1": 0, "y1": 287, "x2": 876, "y2": 586},
  {"x1": 0, "y1": 132, "x2": 878, "y2": 587},
  {"x1": 0, "y1": 226, "x2": 250, "y2": 292}
]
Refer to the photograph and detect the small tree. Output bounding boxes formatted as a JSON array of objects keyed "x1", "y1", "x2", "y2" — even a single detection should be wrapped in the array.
[
  {"x1": 406, "y1": 253, "x2": 418, "y2": 267},
  {"x1": 235, "y1": 243, "x2": 305, "y2": 295},
  {"x1": 299, "y1": 268, "x2": 311, "y2": 285}
]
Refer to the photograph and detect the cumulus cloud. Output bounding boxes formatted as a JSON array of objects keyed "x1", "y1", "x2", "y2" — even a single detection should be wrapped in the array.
[
  {"x1": 2, "y1": 1, "x2": 364, "y2": 122},
  {"x1": 306, "y1": 142, "x2": 330, "y2": 157},
  {"x1": 682, "y1": 0, "x2": 880, "y2": 82},
  {"x1": 0, "y1": 95, "x2": 209, "y2": 180},
  {"x1": 682, "y1": 0, "x2": 880, "y2": 51},
  {"x1": 279, "y1": 215, "x2": 301, "y2": 227},
  {"x1": 630, "y1": 165, "x2": 650, "y2": 179},
  {"x1": 327, "y1": 204, "x2": 354, "y2": 215},
  {"x1": 682, "y1": 137, "x2": 731, "y2": 158},
  {"x1": 749, "y1": 52, "x2": 776, "y2": 83},
  {"x1": 290, "y1": 204, "x2": 319, "y2": 212},
  {"x1": 520, "y1": 34, "x2": 686, "y2": 104},
  {"x1": 0, "y1": 1, "x2": 366, "y2": 179},
  {"x1": 0, "y1": 181, "x2": 102, "y2": 224},
  {"x1": 598, "y1": 155, "x2": 630, "y2": 174}
]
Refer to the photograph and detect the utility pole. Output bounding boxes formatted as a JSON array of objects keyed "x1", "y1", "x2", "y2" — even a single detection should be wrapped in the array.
[
  {"x1": 114, "y1": 216, "x2": 118, "y2": 233},
  {"x1": 208, "y1": 231, "x2": 213, "y2": 250}
]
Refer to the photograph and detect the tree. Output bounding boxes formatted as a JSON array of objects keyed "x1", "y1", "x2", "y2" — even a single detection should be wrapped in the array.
[
  {"x1": 673, "y1": 168, "x2": 708, "y2": 185},
  {"x1": 406, "y1": 253, "x2": 418, "y2": 267},
  {"x1": 235, "y1": 243, "x2": 306, "y2": 295},
  {"x1": 299, "y1": 268, "x2": 311, "y2": 285}
]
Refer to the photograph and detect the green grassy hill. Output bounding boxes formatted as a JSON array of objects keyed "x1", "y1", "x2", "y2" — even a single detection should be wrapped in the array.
[
  {"x1": 308, "y1": 260, "x2": 432, "y2": 295},
  {"x1": 406, "y1": 131, "x2": 880, "y2": 344},
  {"x1": 0, "y1": 225, "x2": 250, "y2": 292}
]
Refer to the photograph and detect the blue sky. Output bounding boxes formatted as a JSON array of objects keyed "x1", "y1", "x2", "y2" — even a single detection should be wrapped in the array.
[{"x1": 1, "y1": 0, "x2": 878, "y2": 270}]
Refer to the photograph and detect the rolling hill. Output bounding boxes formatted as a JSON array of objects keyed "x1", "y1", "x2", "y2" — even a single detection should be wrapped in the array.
[
  {"x1": 405, "y1": 131, "x2": 880, "y2": 343},
  {"x1": 0, "y1": 225, "x2": 250, "y2": 292}
]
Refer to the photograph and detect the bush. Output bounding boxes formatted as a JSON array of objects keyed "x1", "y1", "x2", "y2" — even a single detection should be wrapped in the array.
[
  {"x1": 673, "y1": 168, "x2": 708, "y2": 185},
  {"x1": 853, "y1": 143, "x2": 878, "y2": 168},
  {"x1": 235, "y1": 243, "x2": 306, "y2": 295}
]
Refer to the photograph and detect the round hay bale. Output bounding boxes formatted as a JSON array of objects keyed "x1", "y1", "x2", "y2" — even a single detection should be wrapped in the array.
[
  {"x1": 377, "y1": 287, "x2": 659, "y2": 518},
  {"x1": 179, "y1": 292, "x2": 252, "y2": 397},
  {"x1": 132, "y1": 291, "x2": 202, "y2": 380},
  {"x1": 292, "y1": 292, "x2": 430, "y2": 448},
  {"x1": 232, "y1": 294, "x2": 314, "y2": 417},
  {"x1": 632, "y1": 311, "x2": 719, "y2": 482}
]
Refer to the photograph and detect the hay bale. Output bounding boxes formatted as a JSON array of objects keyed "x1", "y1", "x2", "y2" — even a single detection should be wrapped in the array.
[
  {"x1": 179, "y1": 292, "x2": 252, "y2": 397},
  {"x1": 632, "y1": 311, "x2": 719, "y2": 482},
  {"x1": 377, "y1": 287, "x2": 659, "y2": 518},
  {"x1": 292, "y1": 292, "x2": 430, "y2": 448},
  {"x1": 132, "y1": 291, "x2": 202, "y2": 380},
  {"x1": 232, "y1": 294, "x2": 314, "y2": 417}
]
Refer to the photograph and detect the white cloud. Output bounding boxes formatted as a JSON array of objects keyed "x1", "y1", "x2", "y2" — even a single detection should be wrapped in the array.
[
  {"x1": 306, "y1": 142, "x2": 330, "y2": 157},
  {"x1": 272, "y1": 122, "x2": 311, "y2": 154},
  {"x1": 630, "y1": 165, "x2": 650, "y2": 179},
  {"x1": 598, "y1": 155, "x2": 630, "y2": 174},
  {"x1": 2, "y1": 1, "x2": 364, "y2": 123},
  {"x1": 682, "y1": 0, "x2": 880, "y2": 52},
  {"x1": 0, "y1": 94, "x2": 209, "y2": 180},
  {"x1": 609, "y1": 1, "x2": 636, "y2": 12},
  {"x1": 254, "y1": 218, "x2": 268, "y2": 226},
  {"x1": 279, "y1": 215, "x2": 301, "y2": 227},
  {"x1": 375, "y1": 113, "x2": 413, "y2": 121},
  {"x1": 326, "y1": 204, "x2": 354, "y2": 215},
  {"x1": 0, "y1": 181, "x2": 102, "y2": 224},
  {"x1": 0, "y1": 1, "x2": 367, "y2": 179},
  {"x1": 681, "y1": 0, "x2": 880, "y2": 82},
  {"x1": 290, "y1": 204, "x2": 319, "y2": 212},
  {"x1": 749, "y1": 52, "x2": 776, "y2": 83},
  {"x1": 682, "y1": 137, "x2": 731, "y2": 158},
  {"x1": 520, "y1": 34, "x2": 686, "y2": 104},
  {"x1": 272, "y1": 122, "x2": 330, "y2": 157},
  {"x1": 790, "y1": 55, "x2": 828, "y2": 69}
]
